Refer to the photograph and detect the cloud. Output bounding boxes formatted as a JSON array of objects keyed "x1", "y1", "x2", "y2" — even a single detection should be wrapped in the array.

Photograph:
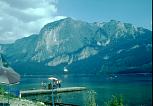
[{"x1": 0, "y1": 0, "x2": 66, "y2": 44}]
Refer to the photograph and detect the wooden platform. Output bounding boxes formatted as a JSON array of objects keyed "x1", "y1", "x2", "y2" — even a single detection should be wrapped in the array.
[{"x1": 20, "y1": 87, "x2": 87, "y2": 98}]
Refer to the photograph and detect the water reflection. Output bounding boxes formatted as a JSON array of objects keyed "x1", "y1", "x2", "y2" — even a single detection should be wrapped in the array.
[
  {"x1": 24, "y1": 89, "x2": 97, "y2": 106},
  {"x1": 63, "y1": 74, "x2": 68, "y2": 79}
]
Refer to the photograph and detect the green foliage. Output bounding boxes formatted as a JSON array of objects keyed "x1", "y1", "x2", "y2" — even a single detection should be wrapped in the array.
[
  {"x1": 105, "y1": 95, "x2": 124, "y2": 106},
  {"x1": 84, "y1": 90, "x2": 97, "y2": 106},
  {"x1": 0, "y1": 85, "x2": 16, "y2": 98},
  {"x1": 0, "y1": 85, "x2": 5, "y2": 95}
]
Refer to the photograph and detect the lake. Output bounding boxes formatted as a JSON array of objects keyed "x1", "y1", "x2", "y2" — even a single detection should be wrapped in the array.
[{"x1": 15, "y1": 73, "x2": 152, "y2": 106}]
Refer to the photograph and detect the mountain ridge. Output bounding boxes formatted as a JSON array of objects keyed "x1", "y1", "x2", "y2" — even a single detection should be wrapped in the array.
[{"x1": 0, "y1": 18, "x2": 152, "y2": 74}]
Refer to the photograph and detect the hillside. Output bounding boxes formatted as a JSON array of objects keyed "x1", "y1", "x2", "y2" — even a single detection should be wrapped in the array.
[{"x1": 1, "y1": 18, "x2": 152, "y2": 74}]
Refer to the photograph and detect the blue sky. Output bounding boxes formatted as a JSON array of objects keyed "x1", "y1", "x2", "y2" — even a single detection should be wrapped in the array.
[
  {"x1": 57, "y1": 0, "x2": 152, "y2": 30},
  {"x1": 0, "y1": 0, "x2": 152, "y2": 44}
]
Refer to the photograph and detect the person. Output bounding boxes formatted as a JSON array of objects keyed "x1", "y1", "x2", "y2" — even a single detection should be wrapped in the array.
[
  {"x1": 58, "y1": 81, "x2": 61, "y2": 88},
  {"x1": 53, "y1": 80, "x2": 58, "y2": 89},
  {"x1": 48, "y1": 83, "x2": 52, "y2": 89},
  {"x1": 57, "y1": 80, "x2": 61, "y2": 88},
  {"x1": 41, "y1": 81, "x2": 47, "y2": 89},
  {"x1": 41, "y1": 81, "x2": 44, "y2": 89},
  {"x1": 44, "y1": 82, "x2": 47, "y2": 89}
]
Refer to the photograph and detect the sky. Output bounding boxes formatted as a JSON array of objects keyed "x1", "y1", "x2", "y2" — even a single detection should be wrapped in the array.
[{"x1": 0, "y1": 0, "x2": 152, "y2": 44}]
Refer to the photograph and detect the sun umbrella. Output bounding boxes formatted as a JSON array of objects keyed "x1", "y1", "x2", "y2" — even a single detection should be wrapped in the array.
[{"x1": 48, "y1": 77, "x2": 58, "y2": 81}]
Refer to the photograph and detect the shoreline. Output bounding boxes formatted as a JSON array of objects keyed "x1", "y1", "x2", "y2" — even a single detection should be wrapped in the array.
[{"x1": 0, "y1": 95, "x2": 46, "y2": 106}]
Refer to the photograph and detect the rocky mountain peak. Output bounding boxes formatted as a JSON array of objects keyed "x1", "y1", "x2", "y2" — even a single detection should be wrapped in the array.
[
  {"x1": 0, "y1": 18, "x2": 152, "y2": 74},
  {"x1": 93, "y1": 19, "x2": 139, "y2": 39}
]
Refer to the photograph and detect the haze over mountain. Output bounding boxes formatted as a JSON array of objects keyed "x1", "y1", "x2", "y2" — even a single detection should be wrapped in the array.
[{"x1": 0, "y1": 18, "x2": 152, "y2": 75}]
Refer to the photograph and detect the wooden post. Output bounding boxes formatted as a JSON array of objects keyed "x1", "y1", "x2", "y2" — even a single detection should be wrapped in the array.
[{"x1": 51, "y1": 80, "x2": 54, "y2": 106}]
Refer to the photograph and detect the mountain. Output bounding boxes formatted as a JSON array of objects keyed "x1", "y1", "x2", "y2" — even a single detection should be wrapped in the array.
[
  {"x1": 0, "y1": 54, "x2": 5, "y2": 67},
  {"x1": 0, "y1": 18, "x2": 152, "y2": 75},
  {"x1": 0, "y1": 53, "x2": 10, "y2": 68}
]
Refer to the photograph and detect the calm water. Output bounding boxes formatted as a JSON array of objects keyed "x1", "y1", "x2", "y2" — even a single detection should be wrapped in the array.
[{"x1": 15, "y1": 73, "x2": 152, "y2": 106}]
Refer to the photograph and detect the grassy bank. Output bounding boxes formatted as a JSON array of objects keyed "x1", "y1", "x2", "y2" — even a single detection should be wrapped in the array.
[{"x1": 0, "y1": 85, "x2": 46, "y2": 106}]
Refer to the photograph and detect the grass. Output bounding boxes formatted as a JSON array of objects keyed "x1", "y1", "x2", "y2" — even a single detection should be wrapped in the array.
[
  {"x1": 0, "y1": 85, "x2": 46, "y2": 106},
  {"x1": 0, "y1": 85, "x2": 18, "y2": 99}
]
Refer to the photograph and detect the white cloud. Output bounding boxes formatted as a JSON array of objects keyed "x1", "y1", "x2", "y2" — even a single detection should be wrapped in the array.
[{"x1": 0, "y1": 0, "x2": 66, "y2": 44}]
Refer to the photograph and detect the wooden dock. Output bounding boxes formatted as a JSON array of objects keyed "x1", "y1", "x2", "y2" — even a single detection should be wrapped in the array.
[{"x1": 20, "y1": 87, "x2": 87, "y2": 97}]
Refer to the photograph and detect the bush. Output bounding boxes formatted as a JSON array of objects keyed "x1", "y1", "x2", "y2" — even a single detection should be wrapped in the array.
[
  {"x1": 0, "y1": 85, "x2": 5, "y2": 95},
  {"x1": 84, "y1": 90, "x2": 97, "y2": 106},
  {"x1": 105, "y1": 95, "x2": 124, "y2": 106}
]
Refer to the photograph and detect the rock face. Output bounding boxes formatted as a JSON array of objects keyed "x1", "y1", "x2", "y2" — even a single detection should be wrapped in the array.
[
  {"x1": 0, "y1": 53, "x2": 10, "y2": 68},
  {"x1": 1, "y1": 18, "x2": 152, "y2": 74},
  {"x1": 0, "y1": 54, "x2": 4, "y2": 67}
]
